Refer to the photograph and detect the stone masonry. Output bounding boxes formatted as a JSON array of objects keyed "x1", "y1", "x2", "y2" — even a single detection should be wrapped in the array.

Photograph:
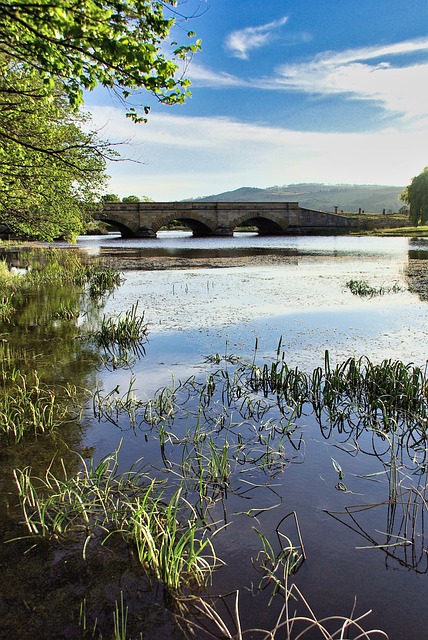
[{"x1": 96, "y1": 201, "x2": 360, "y2": 237}]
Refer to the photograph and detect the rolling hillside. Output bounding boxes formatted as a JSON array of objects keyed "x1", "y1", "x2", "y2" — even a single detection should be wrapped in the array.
[{"x1": 187, "y1": 183, "x2": 406, "y2": 213}]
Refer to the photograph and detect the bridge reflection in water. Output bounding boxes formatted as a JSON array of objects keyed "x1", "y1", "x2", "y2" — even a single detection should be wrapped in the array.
[{"x1": 95, "y1": 201, "x2": 359, "y2": 238}]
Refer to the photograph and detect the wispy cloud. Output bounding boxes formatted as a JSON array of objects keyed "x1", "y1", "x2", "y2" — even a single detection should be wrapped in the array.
[
  {"x1": 224, "y1": 16, "x2": 288, "y2": 59},
  {"x1": 187, "y1": 63, "x2": 249, "y2": 87},
  {"x1": 188, "y1": 37, "x2": 428, "y2": 122},
  {"x1": 272, "y1": 38, "x2": 428, "y2": 120}
]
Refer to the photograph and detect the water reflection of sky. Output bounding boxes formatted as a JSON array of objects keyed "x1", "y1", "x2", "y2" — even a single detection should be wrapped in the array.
[
  {"x1": 88, "y1": 233, "x2": 428, "y2": 436},
  {"x1": 76, "y1": 232, "x2": 428, "y2": 256},
  {"x1": 83, "y1": 234, "x2": 428, "y2": 380}
]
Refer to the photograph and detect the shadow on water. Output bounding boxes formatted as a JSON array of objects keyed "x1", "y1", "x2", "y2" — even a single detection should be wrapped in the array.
[{"x1": 0, "y1": 249, "x2": 180, "y2": 640}]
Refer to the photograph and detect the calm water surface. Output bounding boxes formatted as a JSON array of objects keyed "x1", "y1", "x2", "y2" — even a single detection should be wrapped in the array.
[
  {"x1": 3, "y1": 232, "x2": 428, "y2": 639},
  {"x1": 75, "y1": 233, "x2": 428, "y2": 639}
]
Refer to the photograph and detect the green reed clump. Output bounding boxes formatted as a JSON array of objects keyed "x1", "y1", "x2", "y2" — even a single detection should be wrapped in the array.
[
  {"x1": 95, "y1": 303, "x2": 148, "y2": 350},
  {"x1": 14, "y1": 449, "x2": 219, "y2": 591},
  {"x1": 52, "y1": 301, "x2": 80, "y2": 320},
  {"x1": 1, "y1": 248, "x2": 122, "y2": 298},
  {"x1": 23, "y1": 249, "x2": 86, "y2": 288},
  {"x1": 0, "y1": 257, "x2": 19, "y2": 290},
  {"x1": 85, "y1": 263, "x2": 123, "y2": 299},
  {"x1": 0, "y1": 294, "x2": 15, "y2": 322},
  {"x1": 122, "y1": 485, "x2": 218, "y2": 590},
  {"x1": 0, "y1": 259, "x2": 20, "y2": 321},
  {"x1": 242, "y1": 359, "x2": 310, "y2": 408},
  {"x1": 0, "y1": 369, "x2": 80, "y2": 443},
  {"x1": 346, "y1": 278, "x2": 402, "y2": 297},
  {"x1": 317, "y1": 354, "x2": 428, "y2": 419}
]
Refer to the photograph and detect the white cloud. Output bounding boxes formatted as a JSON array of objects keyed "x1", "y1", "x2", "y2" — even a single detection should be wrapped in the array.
[
  {"x1": 187, "y1": 63, "x2": 249, "y2": 87},
  {"x1": 186, "y1": 37, "x2": 428, "y2": 123},
  {"x1": 225, "y1": 16, "x2": 288, "y2": 59},
  {"x1": 273, "y1": 37, "x2": 428, "y2": 120},
  {"x1": 88, "y1": 106, "x2": 427, "y2": 201}
]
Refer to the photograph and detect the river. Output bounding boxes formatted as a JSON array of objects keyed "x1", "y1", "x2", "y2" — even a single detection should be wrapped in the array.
[{"x1": 2, "y1": 232, "x2": 428, "y2": 639}]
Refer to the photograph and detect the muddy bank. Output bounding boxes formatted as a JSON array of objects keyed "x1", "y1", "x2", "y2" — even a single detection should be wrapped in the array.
[{"x1": 101, "y1": 253, "x2": 299, "y2": 271}]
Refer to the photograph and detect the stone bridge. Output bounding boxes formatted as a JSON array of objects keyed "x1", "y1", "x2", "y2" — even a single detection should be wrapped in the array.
[{"x1": 95, "y1": 201, "x2": 360, "y2": 237}]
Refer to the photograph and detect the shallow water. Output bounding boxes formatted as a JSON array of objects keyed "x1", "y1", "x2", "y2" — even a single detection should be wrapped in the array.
[{"x1": 2, "y1": 233, "x2": 428, "y2": 639}]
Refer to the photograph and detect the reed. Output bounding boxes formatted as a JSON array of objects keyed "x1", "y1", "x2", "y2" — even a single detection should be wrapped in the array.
[
  {"x1": 14, "y1": 449, "x2": 220, "y2": 591},
  {"x1": 173, "y1": 585, "x2": 388, "y2": 639},
  {"x1": 92, "y1": 376, "x2": 144, "y2": 430},
  {"x1": 53, "y1": 301, "x2": 80, "y2": 320},
  {"x1": 0, "y1": 294, "x2": 15, "y2": 322},
  {"x1": 85, "y1": 263, "x2": 123, "y2": 299},
  {"x1": 0, "y1": 369, "x2": 80, "y2": 442},
  {"x1": 122, "y1": 486, "x2": 219, "y2": 590},
  {"x1": 346, "y1": 278, "x2": 402, "y2": 297},
  {"x1": 95, "y1": 303, "x2": 148, "y2": 350},
  {"x1": 113, "y1": 592, "x2": 128, "y2": 640}
]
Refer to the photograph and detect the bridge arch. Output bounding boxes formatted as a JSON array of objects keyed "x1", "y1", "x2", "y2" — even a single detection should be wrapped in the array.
[
  {"x1": 231, "y1": 213, "x2": 287, "y2": 235},
  {"x1": 152, "y1": 214, "x2": 215, "y2": 237},
  {"x1": 95, "y1": 215, "x2": 137, "y2": 237}
]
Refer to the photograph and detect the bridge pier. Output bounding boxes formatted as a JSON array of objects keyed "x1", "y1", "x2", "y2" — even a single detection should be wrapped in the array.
[
  {"x1": 135, "y1": 226, "x2": 156, "y2": 238},
  {"x1": 212, "y1": 225, "x2": 234, "y2": 237}
]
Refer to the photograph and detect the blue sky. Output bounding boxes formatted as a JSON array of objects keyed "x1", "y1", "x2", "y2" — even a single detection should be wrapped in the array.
[{"x1": 86, "y1": 0, "x2": 428, "y2": 200}]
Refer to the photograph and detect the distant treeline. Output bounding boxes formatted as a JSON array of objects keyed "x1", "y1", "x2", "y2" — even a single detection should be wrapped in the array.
[{"x1": 188, "y1": 183, "x2": 405, "y2": 214}]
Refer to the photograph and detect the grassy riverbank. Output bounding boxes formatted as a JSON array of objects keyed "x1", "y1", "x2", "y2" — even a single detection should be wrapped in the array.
[{"x1": 359, "y1": 225, "x2": 428, "y2": 237}]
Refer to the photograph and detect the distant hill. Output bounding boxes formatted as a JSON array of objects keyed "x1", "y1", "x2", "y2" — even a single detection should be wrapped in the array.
[{"x1": 187, "y1": 183, "x2": 406, "y2": 213}]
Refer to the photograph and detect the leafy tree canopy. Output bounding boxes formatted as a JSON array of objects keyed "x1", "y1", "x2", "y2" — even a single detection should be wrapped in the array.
[
  {"x1": 101, "y1": 193, "x2": 121, "y2": 202},
  {"x1": 401, "y1": 167, "x2": 428, "y2": 226},
  {"x1": 0, "y1": 0, "x2": 201, "y2": 121},
  {"x1": 0, "y1": 56, "x2": 110, "y2": 241},
  {"x1": 122, "y1": 195, "x2": 141, "y2": 202}
]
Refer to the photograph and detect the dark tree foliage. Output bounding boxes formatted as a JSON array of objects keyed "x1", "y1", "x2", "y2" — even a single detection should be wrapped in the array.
[{"x1": 401, "y1": 167, "x2": 428, "y2": 226}]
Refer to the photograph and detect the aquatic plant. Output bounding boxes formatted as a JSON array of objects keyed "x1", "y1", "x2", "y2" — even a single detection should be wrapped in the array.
[
  {"x1": 0, "y1": 294, "x2": 15, "y2": 322},
  {"x1": 85, "y1": 263, "x2": 123, "y2": 299},
  {"x1": 0, "y1": 369, "x2": 80, "y2": 442},
  {"x1": 95, "y1": 303, "x2": 148, "y2": 350},
  {"x1": 113, "y1": 592, "x2": 129, "y2": 640},
  {"x1": 345, "y1": 278, "x2": 402, "y2": 297},
  {"x1": 14, "y1": 449, "x2": 220, "y2": 591},
  {"x1": 173, "y1": 584, "x2": 388, "y2": 639},
  {"x1": 11, "y1": 337, "x2": 428, "y2": 638},
  {"x1": 253, "y1": 512, "x2": 306, "y2": 602},
  {"x1": 52, "y1": 300, "x2": 80, "y2": 320}
]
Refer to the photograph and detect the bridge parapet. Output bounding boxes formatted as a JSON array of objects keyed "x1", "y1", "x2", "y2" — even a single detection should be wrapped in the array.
[{"x1": 96, "y1": 201, "x2": 359, "y2": 237}]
